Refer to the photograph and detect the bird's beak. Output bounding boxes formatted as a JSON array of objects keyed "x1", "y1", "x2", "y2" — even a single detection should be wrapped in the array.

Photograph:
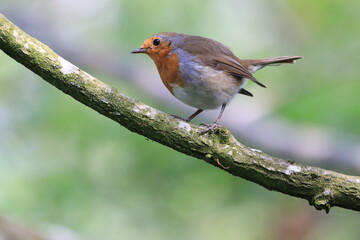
[{"x1": 131, "y1": 48, "x2": 148, "y2": 54}]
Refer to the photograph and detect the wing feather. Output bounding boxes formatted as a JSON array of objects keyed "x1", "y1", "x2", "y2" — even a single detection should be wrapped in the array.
[{"x1": 178, "y1": 35, "x2": 266, "y2": 88}]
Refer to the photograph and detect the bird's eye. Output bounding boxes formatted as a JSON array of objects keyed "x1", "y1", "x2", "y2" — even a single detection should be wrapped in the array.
[{"x1": 153, "y1": 39, "x2": 161, "y2": 46}]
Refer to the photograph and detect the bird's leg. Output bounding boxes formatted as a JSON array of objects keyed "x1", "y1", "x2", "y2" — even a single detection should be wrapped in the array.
[
  {"x1": 200, "y1": 104, "x2": 226, "y2": 134},
  {"x1": 171, "y1": 109, "x2": 203, "y2": 122},
  {"x1": 186, "y1": 109, "x2": 203, "y2": 122}
]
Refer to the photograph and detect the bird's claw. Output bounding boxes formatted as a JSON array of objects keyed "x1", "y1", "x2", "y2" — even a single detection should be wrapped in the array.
[{"x1": 199, "y1": 123, "x2": 221, "y2": 135}]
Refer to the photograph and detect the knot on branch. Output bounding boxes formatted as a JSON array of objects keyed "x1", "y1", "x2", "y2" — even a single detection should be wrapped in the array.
[
  {"x1": 310, "y1": 188, "x2": 334, "y2": 213},
  {"x1": 205, "y1": 127, "x2": 232, "y2": 144}
]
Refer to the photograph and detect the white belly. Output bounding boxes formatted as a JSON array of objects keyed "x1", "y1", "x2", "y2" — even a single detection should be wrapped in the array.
[{"x1": 171, "y1": 65, "x2": 247, "y2": 110}]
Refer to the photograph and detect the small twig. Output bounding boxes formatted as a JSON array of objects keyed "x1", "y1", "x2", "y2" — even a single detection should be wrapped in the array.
[{"x1": 215, "y1": 158, "x2": 230, "y2": 169}]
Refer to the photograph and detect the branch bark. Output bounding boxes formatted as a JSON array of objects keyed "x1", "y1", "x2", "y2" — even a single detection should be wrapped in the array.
[{"x1": 1, "y1": 14, "x2": 359, "y2": 213}]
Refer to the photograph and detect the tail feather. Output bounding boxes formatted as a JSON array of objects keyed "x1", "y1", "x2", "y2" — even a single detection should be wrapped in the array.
[
  {"x1": 238, "y1": 88, "x2": 253, "y2": 97},
  {"x1": 251, "y1": 56, "x2": 303, "y2": 65},
  {"x1": 240, "y1": 56, "x2": 303, "y2": 73}
]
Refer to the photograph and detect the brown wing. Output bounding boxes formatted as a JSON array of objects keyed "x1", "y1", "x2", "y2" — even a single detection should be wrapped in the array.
[
  {"x1": 178, "y1": 34, "x2": 266, "y2": 88},
  {"x1": 211, "y1": 56, "x2": 266, "y2": 88}
]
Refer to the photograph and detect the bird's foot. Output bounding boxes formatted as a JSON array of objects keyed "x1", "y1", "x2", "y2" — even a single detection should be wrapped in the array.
[
  {"x1": 199, "y1": 123, "x2": 221, "y2": 135},
  {"x1": 171, "y1": 115, "x2": 189, "y2": 122}
]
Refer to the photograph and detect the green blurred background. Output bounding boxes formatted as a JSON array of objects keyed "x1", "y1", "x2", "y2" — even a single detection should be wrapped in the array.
[{"x1": 1, "y1": 0, "x2": 359, "y2": 239}]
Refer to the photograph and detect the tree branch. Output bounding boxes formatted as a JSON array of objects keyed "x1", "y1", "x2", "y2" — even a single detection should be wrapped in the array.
[{"x1": 1, "y1": 14, "x2": 359, "y2": 213}]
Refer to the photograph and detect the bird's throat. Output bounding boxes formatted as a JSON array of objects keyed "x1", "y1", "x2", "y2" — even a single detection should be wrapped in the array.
[{"x1": 151, "y1": 51, "x2": 185, "y2": 94}]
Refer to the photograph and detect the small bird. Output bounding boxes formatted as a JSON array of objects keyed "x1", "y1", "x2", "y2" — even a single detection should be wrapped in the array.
[{"x1": 132, "y1": 32, "x2": 302, "y2": 133}]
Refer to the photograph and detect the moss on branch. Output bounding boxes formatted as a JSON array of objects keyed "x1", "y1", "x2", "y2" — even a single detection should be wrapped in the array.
[{"x1": 1, "y1": 14, "x2": 359, "y2": 213}]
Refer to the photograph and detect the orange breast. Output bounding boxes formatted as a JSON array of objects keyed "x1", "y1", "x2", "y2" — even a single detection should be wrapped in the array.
[{"x1": 150, "y1": 49, "x2": 185, "y2": 94}]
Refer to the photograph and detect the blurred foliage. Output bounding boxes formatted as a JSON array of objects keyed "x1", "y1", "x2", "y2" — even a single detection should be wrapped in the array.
[
  {"x1": 277, "y1": 0, "x2": 360, "y2": 134},
  {"x1": 0, "y1": 0, "x2": 359, "y2": 240}
]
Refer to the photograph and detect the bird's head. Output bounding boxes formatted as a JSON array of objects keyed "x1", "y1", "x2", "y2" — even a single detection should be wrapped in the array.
[{"x1": 131, "y1": 32, "x2": 182, "y2": 59}]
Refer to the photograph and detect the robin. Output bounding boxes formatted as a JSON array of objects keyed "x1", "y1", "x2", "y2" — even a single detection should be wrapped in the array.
[{"x1": 132, "y1": 32, "x2": 302, "y2": 133}]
